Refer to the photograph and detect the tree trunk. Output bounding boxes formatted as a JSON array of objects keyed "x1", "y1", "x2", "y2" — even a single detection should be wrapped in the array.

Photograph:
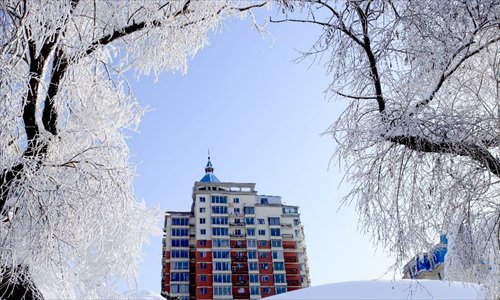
[{"x1": 0, "y1": 267, "x2": 43, "y2": 300}]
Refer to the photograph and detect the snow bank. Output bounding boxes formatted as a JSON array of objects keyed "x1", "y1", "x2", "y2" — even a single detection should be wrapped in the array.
[
  {"x1": 125, "y1": 290, "x2": 165, "y2": 299},
  {"x1": 268, "y1": 280, "x2": 483, "y2": 299}
]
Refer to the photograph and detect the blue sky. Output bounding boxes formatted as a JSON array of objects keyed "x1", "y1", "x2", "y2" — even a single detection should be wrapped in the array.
[{"x1": 127, "y1": 8, "x2": 395, "y2": 293}]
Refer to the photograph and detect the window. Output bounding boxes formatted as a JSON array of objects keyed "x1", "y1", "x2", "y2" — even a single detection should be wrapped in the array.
[
  {"x1": 200, "y1": 287, "x2": 208, "y2": 295},
  {"x1": 235, "y1": 218, "x2": 242, "y2": 224},
  {"x1": 274, "y1": 262, "x2": 285, "y2": 271},
  {"x1": 261, "y1": 275, "x2": 270, "y2": 281},
  {"x1": 171, "y1": 228, "x2": 189, "y2": 236},
  {"x1": 250, "y1": 286, "x2": 260, "y2": 295},
  {"x1": 259, "y1": 251, "x2": 269, "y2": 259},
  {"x1": 260, "y1": 198, "x2": 268, "y2": 204},
  {"x1": 213, "y1": 250, "x2": 230, "y2": 259},
  {"x1": 271, "y1": 239, "x2": 282, "y2": 248},
  {"x1": 172, "y1": 218, "x2": 189, "y2": 226},
  {"x1": 199, "y1": 207, "x2": 206, "y2": 213},
  {"x1": 258, "y1": 229, "x2": 266, "y2": 236},
  {"x1": 247, "y1": 228, "x2": 255, "y2": 236},
  {"x1": 243, "y1": 206, "x2": 255, "y2": 214},
  {"x1": 171, "y1": 250, "x2": 189, "y2": 258},
  {"x1": 249, "y1": 262, "x2": 258, "y2": 270},
  {"x1": 211, "y1": 216, "x2": 228, "y2": 225},
  {"x1": 200, "y1": 263, "x2": 208, "y2": 269},
  {"x1": 200, "y1": 229, "x2": 206, "y2": 235},
  {"x1": 171, "y1": 239, "x2": 189, "y2": 247},
  {"x1": 234, "y1": 229, "x2": 242, "y2": 236},
  {"x1": 247, "y1": 239, "x2": 256, "y2": 248},
  {"x1": 200, "y1": 275, "x2": 207, "y2": 282},
  {"x1": 233, "y1": 197, "x2": 240, "y2": 203},
  {"x1": 199, "y1": 240, "x2": 207, "y2": 247},
  {"x1": 212, "y1": 227, "x2": 229, "y2": 236},
  {"x1": 212, "y1": 206, "x2": 228, "y2": 214},
  {"x1": 233, "y1": 208, "x2": 240, "y2": 214},
  {"x1": 260, "y1": 263, "x2": 269, "y2": 270},
  {"x1": 258, "y1": 218, "x2": 265, "y2": 224},
  {"x1": 170, "y1": 284, "x2": 189, "y2": 294},
  {"x1": 214, "y1": 262, "x2": 231, "y2": 271},
  {"x1": 294, "y1": 219, "x2": 300, "y2": 226},
  {"x1": 276, "y1": 286, "x2": 287, "y2": 294},
  {"x1": 262, "y1": 287, "x2": 271, "y2": 295},
  {"x1": 213, "y1": 286, "x2": 232, "y2": 296},
  {"x1": 171, "y1": 272, "x2": 189, "y2": 281},
  {"x1": 199, "y1": 218, "x2": 206, "y2": 224},
  {"x1": 282, "y1": 206, "x2": 298, "y2": 214},
  {"x1": 258, "y1": 240, "x2": 267, "y2": 247},
  {"x1": 270, "y1": 228, "x2": 281, "y2": 236},
  {"x1": 199, "y1": 197, "x2": 206, "y2": 203},
  {"x1": 248, "y1": 251, "x2": 257, "y2": 259},
  {"x1": 268, "y1": 217, "x2": 280, "y2": 226},
  {"x1": 245, "y1": 217, "x2": 255, "y2": 225},
  {"x1": 272, "y1": 251, "x2": 283, "y2": 259},
  {"x1": 213, "y1": 274, "x2": 231, "y2": 283},
  {"x1": 199, "y1": 251, "x2": 208, "y2": 258},
  {"x1": 171, "y1": 261, "x2": 189, "y2": 270},
  {"x1": 213, "y1": 239, "x2": 230, "y2": 248},
  {"x1": 211, "y1": 195, "x2": 228, "y2": 204},
  {"x1": 249, "y1": 274, "x2": 259, "y2": 283}
]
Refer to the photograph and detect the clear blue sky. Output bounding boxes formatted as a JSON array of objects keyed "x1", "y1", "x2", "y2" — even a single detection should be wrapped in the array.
[{"x1": 127, "y1": 8, "x2": 395, "y2": 293}]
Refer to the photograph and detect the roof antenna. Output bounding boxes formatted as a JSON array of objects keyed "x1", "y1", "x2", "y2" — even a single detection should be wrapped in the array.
[{"x1": 205, "y1": 149, "x2": 214, "y2": 173}]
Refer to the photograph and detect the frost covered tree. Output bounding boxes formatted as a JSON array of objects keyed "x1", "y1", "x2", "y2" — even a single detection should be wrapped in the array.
[
  {"x1": 0, "y1": 0, "x2": 265, "y2": 299},
  {"x1": 274, "y1": 0, "x2": 500, "y2": 296}
]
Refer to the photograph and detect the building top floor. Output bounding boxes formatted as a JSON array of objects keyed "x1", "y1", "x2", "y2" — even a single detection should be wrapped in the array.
[{"x1": 193, "y1": 181, "x2": 257, "y2": 194}]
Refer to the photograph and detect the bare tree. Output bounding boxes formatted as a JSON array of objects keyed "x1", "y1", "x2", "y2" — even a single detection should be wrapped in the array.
[
  {"x1": 0, "y1": 0, "x2": 265, "y2": 298},
  {"x1": 273, "y1": 0, "x2": 499, "y2": 296}
]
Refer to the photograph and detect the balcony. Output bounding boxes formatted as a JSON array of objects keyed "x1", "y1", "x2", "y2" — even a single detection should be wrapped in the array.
[
  {"x1": 234, "y1": 280, "x2": 249, "y2": 286},
  {"x1": 231, "y1": 243, "x2": 247, "y2": 249},
  {"x1": 231, "y1": 268, "x2": 249, "y2": 274},
  {"x1": 282, "y1": 234, "x2": 294, "y2": 239},
  {"x1": 280, "y1": 224, "x2": 293, "y2": 228},
  {"x1": 231, "y1": 256, "x2": 248, "y2": 262},
  {"x1": 287, "y1": 280, "x2": 300, "y2": 286},
  {"x1": 230, "y1": 222, "x2": 246, "y2": 226},
  {"x1": 234, "y1": 292, "x2": 250, "y2": 299},
  {"x1": 285, "y1": 268, "x2": 298, "y2": 273},
  {"x1": 284, "y1": 256, "x2": 297, "y2": 262},
  {"x1": 230, "y1": 234, "x2": 246, "y2": 238}
]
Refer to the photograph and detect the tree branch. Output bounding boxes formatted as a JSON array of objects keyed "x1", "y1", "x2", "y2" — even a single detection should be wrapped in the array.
[{"x1": 388, "y1": 135, "x2": 500, "y2": 177}]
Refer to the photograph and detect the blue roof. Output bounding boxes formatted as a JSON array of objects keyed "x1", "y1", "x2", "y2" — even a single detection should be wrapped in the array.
[{"x1": 200, "y1": 173, "x2": 220, "y2": 183}]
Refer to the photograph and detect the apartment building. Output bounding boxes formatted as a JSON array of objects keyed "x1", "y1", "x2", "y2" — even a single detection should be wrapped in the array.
[{"x1": 161, "y1": 156, "x2": 310, "y2": 299}]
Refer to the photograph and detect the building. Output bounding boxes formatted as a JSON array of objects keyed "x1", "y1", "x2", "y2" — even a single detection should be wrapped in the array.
[
  {"x1": 161, "y1": 156, "x2": 310, "y2": 299},
  {"x1": 402, "y1": 235, "x2": 448, "y2": 280}
]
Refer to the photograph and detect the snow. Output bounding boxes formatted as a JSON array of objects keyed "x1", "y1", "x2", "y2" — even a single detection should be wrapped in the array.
[
  {"x1": 268, "y1": 280, "x2": 483, "y2": 299},
  {"x1": 125, "y1": 290, "x2": 165, "y2": 299}
]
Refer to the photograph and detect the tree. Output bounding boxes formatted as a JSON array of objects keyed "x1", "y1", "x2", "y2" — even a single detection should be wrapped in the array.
[
  {"x1": 0, "y1": 1, "x2": 265, "y2": 298},
  {"x1": 273, "y1": 0, "x2": 499, "y2": 296}
]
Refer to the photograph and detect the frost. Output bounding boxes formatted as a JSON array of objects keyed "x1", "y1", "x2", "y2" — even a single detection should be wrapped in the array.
[
  {"x1": 0, "y1": 0, "x2": 265, "y2": 298},
  {"x1": 276, "y1": 0, "x2": 500, "y2": 296}
]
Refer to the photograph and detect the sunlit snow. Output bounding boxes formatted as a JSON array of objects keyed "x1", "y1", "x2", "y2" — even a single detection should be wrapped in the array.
[{"x1": 268, "y1": 280, "x2": 483, "y2": 299}]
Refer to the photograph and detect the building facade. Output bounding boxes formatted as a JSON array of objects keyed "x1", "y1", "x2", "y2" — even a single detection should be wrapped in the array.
[
  {"x1": 402, "y1": 235, "x2": 448, "y2": 280},
  {"x1": 161, "y1": 157, "x2": 310, "y2": 299}
]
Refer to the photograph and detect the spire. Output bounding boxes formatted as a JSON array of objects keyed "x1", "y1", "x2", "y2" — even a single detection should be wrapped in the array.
[
  {"x1": 200, "y1": 150, "x2": 220, "y2": 183},
  {"x1": 205, "y1": 149, "x2": 214, "y2": 174}
]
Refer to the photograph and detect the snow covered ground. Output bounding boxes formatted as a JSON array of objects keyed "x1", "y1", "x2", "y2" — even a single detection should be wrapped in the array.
[{"x1": 268, "y1": 280, "x2": 483, "y2": 299}]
